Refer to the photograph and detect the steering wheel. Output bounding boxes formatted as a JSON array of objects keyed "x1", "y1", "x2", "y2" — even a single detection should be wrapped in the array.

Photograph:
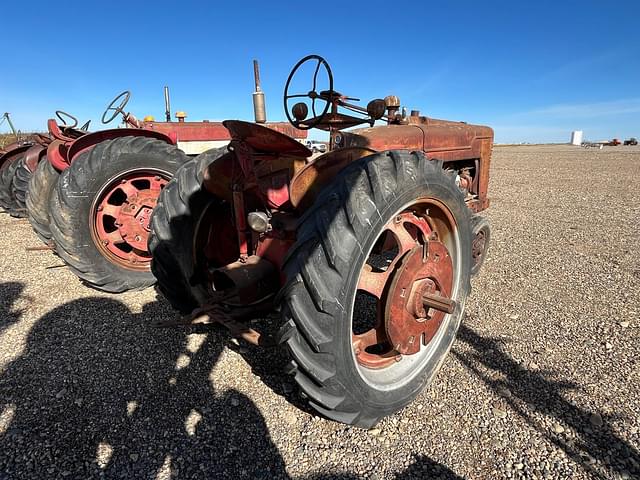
[
  {"x1": 284, "y1": 55, "x2": 333, "y2": 130},
  {"x1": 55, "y1": 110, "x2": 78, "y2": 129},
  {"x1": 101, "y1": 90, "x2": 131, "y2": 124}
]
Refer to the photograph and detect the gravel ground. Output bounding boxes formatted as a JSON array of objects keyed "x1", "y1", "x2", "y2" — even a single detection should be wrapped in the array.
[{"x1": 0, "y1": 144, "x2": 638, "y2": 479}]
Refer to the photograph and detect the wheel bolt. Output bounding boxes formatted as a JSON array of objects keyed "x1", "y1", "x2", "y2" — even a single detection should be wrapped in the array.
[
  {"x1": 102, "y1": 240, "x2": 109, "y2": 245},
  {"x1": 154, "y1": 176, "x2": 161, "y2": 181},
  {"x1": 97, "y1": 206, "x2": 103, "y2": 212},
  {"x1": 121, "y1": 179, "x2": 127, "y2": 184},
  {"x1": 135, "y1": 235, "x2": 141, "y2": 242}
]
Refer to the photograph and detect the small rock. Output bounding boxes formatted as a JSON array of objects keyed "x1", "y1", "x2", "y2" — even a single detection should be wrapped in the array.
[
  {"x1": 515, "y1": 463, "x2": 524, "y2": 470},
  {"x1": 605, "y1": 342, "x2": 613, "y2": 350},
  {"x1": 493, "y1": 407, "x2": 507, "y2": 419},
  {"x1": 509, "y1": 314, "x2": 520, "y2": 320},
  {"x1": 230, "y1": 398, "x2": 240, "y2": 407},
  {"x1": 529, "y1": 362, "x2": 540, "y2": 371},
  {"x1": 589, "y1": 413, "x2": 604, "y2": 427},
  {"x1": 497, "y1": 386, "x2": 512, "y2": 398},
  {"x1": 130, "y1": 453, "x2": 139, "y2": 461},
  {"x1": 553, "y1": 423, "x2": 565, "y2": 434},
  {"x1": 55, "y1": 389, "x2": 66, "y2": 399},
  {"x1": 619, "y1": 321, "x2": 630, "y2": 328},
  {"x1": 368, "y1": 428, "x2": 381, "y2": 436}
]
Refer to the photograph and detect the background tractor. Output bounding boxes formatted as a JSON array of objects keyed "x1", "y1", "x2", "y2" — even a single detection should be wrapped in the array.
[
  {"x1": 148, "y1": 55, "x2": 493, "y2": 427},
  {"x1": 26, "y1": 73, "x2": 306, "y2": 293},
  {"x1": 0, "y1": 112, "x2": 52, "y2": 217}
]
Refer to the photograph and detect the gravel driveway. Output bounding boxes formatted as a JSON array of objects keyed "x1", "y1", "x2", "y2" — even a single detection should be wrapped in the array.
[{"x1": 0, "y1": 145, "x2": 638, "y2": 479}]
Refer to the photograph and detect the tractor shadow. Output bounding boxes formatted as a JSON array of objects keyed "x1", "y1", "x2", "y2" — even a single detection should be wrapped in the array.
[
  {"x1": 454, "y1": 323, "x2": 639, "y2": 479},
  {"x1": 0, "y1": 281, "x2": 27, "y2": 336},
  {"x1": 0, "y1": 295, "x2": 463, "y2": 479},
  {"x1": 0, "y1": 296, "x2": 286, "y2": 479}
]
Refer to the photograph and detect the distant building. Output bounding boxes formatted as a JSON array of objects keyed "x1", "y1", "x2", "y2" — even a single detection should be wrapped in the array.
[{"x1": 571, "y1": 131, "x2": 583, "y2": 146}]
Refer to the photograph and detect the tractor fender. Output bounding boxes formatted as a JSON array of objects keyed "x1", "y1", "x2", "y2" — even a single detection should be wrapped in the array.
[
  {"x1": 288, "y1": 146, "x2": 376, "y2": 211},
  {"x1": 47, "y1": 140, "x2": 71, "y2": 172},
  {"x1": 23, "y1": 144, "x2": 48, "y2": 172},
  {"x1": 67, "y1": 128, "x2": 175, "y2": 164},
  {"x1": 0, "y1": 144, "x2": 31, "y2": 171}
]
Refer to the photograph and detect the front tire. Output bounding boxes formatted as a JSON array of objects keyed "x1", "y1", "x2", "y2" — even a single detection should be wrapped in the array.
[
  {"x1": 278, "y1": 150, "x2": 472, "y2": 427},
  {"x1": 49, "y1": 136, "x2": 187, "y2": 292}
]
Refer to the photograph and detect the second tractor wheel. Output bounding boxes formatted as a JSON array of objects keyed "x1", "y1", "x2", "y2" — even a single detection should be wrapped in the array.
[
  {"x1": 279, "y1": 150, "x2": 472, "y2": 428},
  {"x1": 10, "y1": 157, "x2": 33, "y2": 218},
  {"x1": 49, "y1": 136, "x2": 188, "y2": 292},
  {"x1": 26, "y1": 158, "x2": 59, "y2": 244}
]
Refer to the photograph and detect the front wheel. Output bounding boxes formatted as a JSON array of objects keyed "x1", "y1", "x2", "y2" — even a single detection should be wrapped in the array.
[
  {"x1": 278, "y1": 150, "x2": 472, "y2": 427},
  {"x1": 49, "y1": 136, "x2": 188, "y2": 292}
]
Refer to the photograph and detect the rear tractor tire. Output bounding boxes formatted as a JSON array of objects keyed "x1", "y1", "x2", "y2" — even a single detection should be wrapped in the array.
[
  {"x1": 0, "y1": 157, "x2": 21, "y2": 213},
  {"x1": 26, "y1": 158, "x2": 59, "y2": 245},
  {"x1": 149, "y1": 148, "x2": 236, "y2": 313},
  {"x1": 9, "y1": 157, "x2": 34, "y2": 218},
  {"x1": 50, "y1": 136, "x2": 188, "y2": 292},
  {"x1": 278, "y1": 150, "x2": 473, "y2": 427}
]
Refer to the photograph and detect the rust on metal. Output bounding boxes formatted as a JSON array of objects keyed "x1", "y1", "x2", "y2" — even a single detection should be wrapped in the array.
[
  {"x1": 223, "y1": 120, "x2": 312, "y2": 157},
  {"x1": 289, "y1": 146, "x2": 376, "y2": 210},
  {"x1": 384, "y1": 241, "x2": 454, "y2": 356}
]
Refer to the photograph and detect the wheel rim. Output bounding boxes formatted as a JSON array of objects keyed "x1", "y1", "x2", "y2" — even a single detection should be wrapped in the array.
[
  {"x1": 90, "y1": 168, "x2": 170, "y2": 271},
  {"x1": 351, "y1": 198, "x2": 463, "y2": 388},
  {"x1": 472, "y1": 227, "x2": 488, "y2": 271}
]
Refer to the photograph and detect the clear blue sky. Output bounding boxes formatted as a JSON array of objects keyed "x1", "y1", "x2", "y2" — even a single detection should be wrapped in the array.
[{"x1": 1, "y1": 0, "x2": 638, "y2": 143}]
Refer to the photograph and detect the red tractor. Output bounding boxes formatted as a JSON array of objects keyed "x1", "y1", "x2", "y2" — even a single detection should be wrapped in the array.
[
  {"x1": 26, "y1": 80, "x2": 306, "y2": 293},
  {"x1": 148, "y1": 55, "x2": 493, "y2": 427},
  {"x1": 0, "y1": 112, "x2": 52, "y2": 217}
]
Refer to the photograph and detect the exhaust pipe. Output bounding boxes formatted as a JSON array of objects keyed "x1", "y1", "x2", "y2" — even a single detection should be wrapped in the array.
[
  {"x1": 164, "y1": 86, "x2": 171, "y2": 122},
  {"x1": 252, "y1": 60, "x2": 266, "y2": 123}
]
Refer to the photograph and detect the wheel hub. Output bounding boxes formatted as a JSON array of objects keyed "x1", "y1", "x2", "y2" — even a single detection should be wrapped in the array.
[
  {"x1": 352, "y1": 205, "x2": 457, "y2": 368},
  {"x1": 385, "y1": 242, "x2": 454, "y2": 355},
  {"x1": 92, "y1": 172, "x2": 169, "y2": 269}
]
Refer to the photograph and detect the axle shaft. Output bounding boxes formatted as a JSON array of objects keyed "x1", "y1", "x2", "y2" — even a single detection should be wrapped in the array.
[{"x1": 422, "y1": 292, "x2": 456, "y2": 314}]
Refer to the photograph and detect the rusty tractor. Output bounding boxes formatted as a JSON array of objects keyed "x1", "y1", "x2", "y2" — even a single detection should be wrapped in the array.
[
  {"x1": 27, "y1": 80, "x2": 306, "y2": 293},
  {"x1": 148, "y1": 55, "x2": 493, "y2": 427},
  {"x1": 0, "y1": 112, "x2": 52, "y2": 217}
]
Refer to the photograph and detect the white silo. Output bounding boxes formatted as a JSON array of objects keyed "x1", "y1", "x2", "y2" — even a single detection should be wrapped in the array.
[{"x1": 571, "y1": 131, "x2": 583, "y2": 145}]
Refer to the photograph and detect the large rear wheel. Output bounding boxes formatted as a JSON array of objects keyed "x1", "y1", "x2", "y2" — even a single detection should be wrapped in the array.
[
  {"x1": 49, "y1": 136, "x2": 187, "y2": 292},
  {"x1": 9, "y1": 157, "x2": 33, "y2": 218},
  {"x1": 0, "y1": 157, "x2": 21, "y2": 212},
  {"x1": 149, "y1": 148, "x2": 237, "y2": 313},
  {"x1": 278, "y1": 150, "x2": 472, "y2": 427},
  {"x1": 26, "y1": 158, "x2": 59, "y2": 244}
]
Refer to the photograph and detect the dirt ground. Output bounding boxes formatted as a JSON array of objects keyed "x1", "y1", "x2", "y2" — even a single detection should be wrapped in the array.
[{"x1": 0, "y1": 145, "x2": 638, "y2": 479}]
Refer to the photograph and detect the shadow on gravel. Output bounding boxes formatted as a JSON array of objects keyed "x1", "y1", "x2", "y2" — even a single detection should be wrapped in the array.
[
  {"x1": 0, "y1": 296, "x2": 463, "y2": 479},
  {"x1": 0, "y1": 297, "x2": 286, "y2": 479},
  {"x1": 0, "y1": 281, "x2": 26, "y2": 336},
  {"x1": 455, "y1": 324, "x2": 639, "y2": 479}
]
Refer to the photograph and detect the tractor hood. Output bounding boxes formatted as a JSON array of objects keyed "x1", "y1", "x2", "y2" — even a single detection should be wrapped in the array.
[{"x1": 337, "y1": 117, "x2": 493, "y2": 161}]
